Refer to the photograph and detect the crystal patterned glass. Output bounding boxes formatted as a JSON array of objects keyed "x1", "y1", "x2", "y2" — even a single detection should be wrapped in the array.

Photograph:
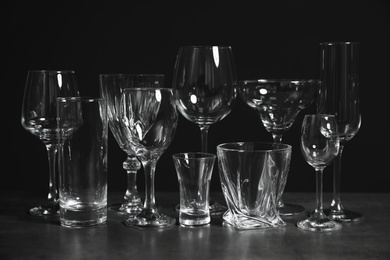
[
  {"x1": 121, "y1": 88, "x2": 178, "y2": 228},
  {"x1": 318, "y1": 42, "x2": 363, "y2": 222},
  {"x1": 21, "y1": 70, "x2": 79, "y2": 217},
  {"x1": 298, "y1": 114, "x2": 341, "y2": 232},
  {"x1": 239, "y1": 79, "x2": 317, "y2": 216},
  {"x1": 99, "y1": 74, "x2": 164, "y2": 215},
  {"x1": 172, "y1": 46, "x2": 236, "y2": 214}
]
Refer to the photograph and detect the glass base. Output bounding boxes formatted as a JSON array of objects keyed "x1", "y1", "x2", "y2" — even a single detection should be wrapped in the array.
[
  {"x1": 324, "y1": 208, "x2": 364, "y2": 223},
  {"x1": 124, "y1": 213, "x2": 176, "y2": 228},
  {"x1": 29, "y1": 201, "x2": 59, "y2": 217},
  {"x1": 279, "y1": 203, "x2": 306, "y2": 216},
  {"x1": 108, "y1": 203, "x2": 142, "y2": 215},
  {"x1": 175, "y1": 201, "x2": 227, "y2": 215},
  {"x1": 297, "y1": 217, "x2": 342, "y2": 232}
]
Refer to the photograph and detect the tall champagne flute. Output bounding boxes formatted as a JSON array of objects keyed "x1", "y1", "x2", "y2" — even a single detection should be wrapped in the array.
[
  {"x1": 121, "y1": 88, "x2": 178, "y2": 228},
  {"x1": 239, "y1": 79, "x2": 318, "y2": 216},
  {"x1": 298, "y1": 114, "x2": 341, "y2": 232},
  {"x1": 318, "y1": 42, "x2": 363, "y2": 222},
  {"x1": 172, "y1": 46, "x2": 236, "y2": 214},
  {"x1": 99, "y1": 74, "x2": 164, "y2": 215},
  {"x1": 21, "y1": 70, "x2": 79, "y2": 216}
]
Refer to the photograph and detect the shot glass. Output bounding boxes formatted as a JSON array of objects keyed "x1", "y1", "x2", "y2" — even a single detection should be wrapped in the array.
[
  {"x1": 172, "y1": 152, "x2": 216, "y2": 227},
  {"x1": 57, "y1": 97, "x2": 108, "y2": 228},
  {"x1": 217, "y1": 142, "x2": 292, "y2": 230}
]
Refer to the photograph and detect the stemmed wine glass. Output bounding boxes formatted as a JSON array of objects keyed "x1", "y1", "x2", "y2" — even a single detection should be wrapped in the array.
[
  {"x1": 318, "y1": 42, "x2": 363, "y2": 222},
  {"x1": 99, "y1": 74, "x2": 164, "y2": 215},
  {"x1": 298, "y1": 114, "x2": 341, "y2": 232},
  {"x1": 172, "y1": 46, "x2": 237, "y2": 214},
  {"x1": 239, "y1": 79, "x2": 318, "y2": 216},
  {"x1": 21, "y1": 70, "x2": 79, "y2": 217},
  {"x1": 121, "y1": 88, "x2": 178, "y2": 228}
]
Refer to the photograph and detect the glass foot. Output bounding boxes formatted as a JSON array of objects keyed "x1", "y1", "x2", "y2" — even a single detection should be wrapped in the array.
[
  {"x1": 297, "y1": 217, "x2": 342, "y2": 232},
  {"x1": 324, "y1": 208, "x2": 364, "y2": 223},
  {"x1": 175, "y1": 201, "x2": 227, "y2": 216},
  {"x1": 108, "y1": 203, "x2": 142, "y2": 215},
  {"x1": 124, "y1": 213, "x2": 176, "y2": 228},
  {"x1": 279, "y1": 203, "x2": 306, "y2": 216},
  {"x1": 29, "y1": 201, "x2": 59, "y2": 217}
]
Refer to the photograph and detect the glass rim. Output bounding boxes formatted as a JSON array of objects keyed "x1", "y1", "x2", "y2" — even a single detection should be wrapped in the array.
[
  {"x1": 57, "y1": 97, "x2": 103, "y2": 103},
  {"x1": 28, "y1": 70, "x2": 75, "y2": 73},
  {"x1": 217, "y1": 142, "x2": 291, "y2": 152},
  {"x1": 180, "y1": 45, "x2": 232, "y2": 49},
  {"x1": 304, "y1": 113, "x2": 336, "y2": 118},
  {"x1": 123, "y1": 87, "x2": 172, "y2": 91},
  {"x1": 99, "y1": 73, "x2": 164, "y2": 77},
  {"x1": 242, "y1": 79, "x2": 319, "y2": 84},
  {"x1": 319, "y1": 42, "x2": 359, "y2": 46},
  {"x1": 172, "y1": 152, "x2": 216, "y2": 160}
]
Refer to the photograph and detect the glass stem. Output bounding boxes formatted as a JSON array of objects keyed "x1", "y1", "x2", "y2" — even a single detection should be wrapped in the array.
[
  {"x1": 315, "y1": 168, "x2": 325, "y2": 215},
  {"x1": 199, "y1": 125, "x2": 210, "y2": 153},
  {"x1": 122, "y1": 155, "x2": 142, "y2": 207},
  {"x1": 141, "y1": 157, "x2": 159, "y2": 217},
  {"x1": 330, "y1": 144, "x2": 345, "y2": 213},
  {"x1": 45, "y1": 143, "x2": 58, "y2": 204},
  {"x1": 272, "y1": 133, "x2": 284, "y2": 207},
  {"x1": 272, "y1": 133, "x2": 283, "y2": 144}
]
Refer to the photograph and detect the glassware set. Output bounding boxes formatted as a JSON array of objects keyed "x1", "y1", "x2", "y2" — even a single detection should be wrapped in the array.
[{"x1": 21, "y1": 42, "x2": 362, "y2": 231}]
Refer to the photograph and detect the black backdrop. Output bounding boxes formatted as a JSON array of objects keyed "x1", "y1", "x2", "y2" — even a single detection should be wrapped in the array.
[{"x1": 3, "y1": 1, "x2": 389, "y2": 195}]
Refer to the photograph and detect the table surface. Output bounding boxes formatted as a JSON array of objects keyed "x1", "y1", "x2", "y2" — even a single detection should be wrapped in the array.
[{"x1": 1, "y1": 191, "x2": 389, "y2": 260}]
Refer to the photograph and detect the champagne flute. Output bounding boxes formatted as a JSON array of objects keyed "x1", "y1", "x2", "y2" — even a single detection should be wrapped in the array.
[
  {"x1": 172, "y1": 46, "x2": 236, "y2": 214},
  {"x1": 239, "y1": 79, "x2": 318, "y2": 216},
  {"x1": 298, "y1": 114, "x2": 341, "y2": 232},
  {"x1": 21, "y1": 70, "x2": 79, "y2": 217},
  {"x1": 318, "y1": 42, "x2": 363, "y2": 222},
  {"x1": 121, "y1": 88, "x2": 178, "y2": 228},
  {"x1": 99, "y1": 74, "x2": 164, "y2": 215}
]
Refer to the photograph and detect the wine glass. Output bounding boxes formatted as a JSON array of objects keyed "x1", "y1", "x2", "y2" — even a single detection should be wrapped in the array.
[
  {"x1": 298, "y1": 114, "x2": 341, "y2": 232},
  {"x1": 239, "y1": 79, "x2": 318, "y2": 216},
  {"x1": 121, "y1": 88, "x2": 178, "y2": 228},
  {"x1": 21, "y1": 70, "x2": 79, "y2": 217},
  {"x1": 172, "y1": 46, "x2": 236, "y2": 214},
  {"x1": 99, "y1": 74, "x2": 164, "y2": 215},
  {"x1": 318, "y1": 42, "x2": 363, "y2": 222}
]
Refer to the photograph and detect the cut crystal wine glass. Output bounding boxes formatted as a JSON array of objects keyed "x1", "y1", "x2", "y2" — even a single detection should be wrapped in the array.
[
  {"x1": 172, "y1": 46, "x2": 237, "y2": 214},
  {"x1": 99, "y1": 74, "x2": 164, "y2": 215},
  {"x1": 239, "y1": 79, "x2": 318, "y2": 216},
  {"x1": 298, "y1": 114, "x2": 341, "y2": 232},
  {"x1": 121, "y1": 88, "x2": 178, "y2": 228},
  {"x1": 318, "y1": 42, "x2": 363, "y2": 223},
  {"x1": 21, "y1": 70, "x2": 79, "y2": 217}
]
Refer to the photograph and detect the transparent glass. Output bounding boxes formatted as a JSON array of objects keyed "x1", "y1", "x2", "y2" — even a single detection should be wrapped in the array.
[
  {"x1": 318, "y1": 42, "x2": 363, "y2": 223},
  {"x1": 217, "y1": 142, "x2": 291, "y2": 230},
  {"x1": 57, "y1": 97, "x2": 108, "y2": 228},
  {"x1": 21, "y1": 70, "x2": 79, "y2": 217},
  {"x1": 99, "y1": 74, "x2": 164, "y2": 215},
  {"x1": 239, "y1": 79, "x2": 318, "y2": 216},
  {"x1": 172, "y1": 46, "x2": 237, "y2": 214},
  {"x1": 172, "y1": 152, "x2": 216, "y2": 227},
  {"x1": 298, "y1": 114, "x2": 341, "y2": 232},
  {"x1": 121, "y1": 88, "x2": 178, "y2": 228}
]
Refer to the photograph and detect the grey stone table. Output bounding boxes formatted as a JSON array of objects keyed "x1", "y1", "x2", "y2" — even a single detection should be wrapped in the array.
[{"x1": 1, "y1": 191, "x2": 389, "y2": 259}]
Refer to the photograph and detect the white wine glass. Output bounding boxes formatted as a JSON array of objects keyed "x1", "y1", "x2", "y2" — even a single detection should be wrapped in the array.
[
  {"x1": 21, "y1": 70, "x2": 79, "y2": 217},
  {"x1": 239, "y1": 79, "x2": 318, "y2": 216},
  {"x1": 172, "y1": 46, "x2": 236, "y2": 214},
  {"x1": 121, "y1": 88, "x2": 178, "y2": 228},
  {"x1": 318, "y1": 42, "x2": 363, "y2": 223},
  {"x1": 298, "y1": 114, "x2": 341, "y2": 232},
  {"x1": 99, "y1": 74, "x2": 164, "y2": 215}
]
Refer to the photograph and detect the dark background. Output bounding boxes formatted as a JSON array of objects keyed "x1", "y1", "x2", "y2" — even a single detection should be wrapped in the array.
[{"x1": 3, "y1": 1, "x2": 389, "y2": 195}]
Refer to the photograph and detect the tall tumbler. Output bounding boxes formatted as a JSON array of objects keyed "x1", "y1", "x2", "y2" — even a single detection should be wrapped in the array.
[
  {"x1": 57, "y1": 97, "x2": 108, "y2": 228},
  {"x1": 318, "y1": 42, "x2": 363, "y2": 223}
]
